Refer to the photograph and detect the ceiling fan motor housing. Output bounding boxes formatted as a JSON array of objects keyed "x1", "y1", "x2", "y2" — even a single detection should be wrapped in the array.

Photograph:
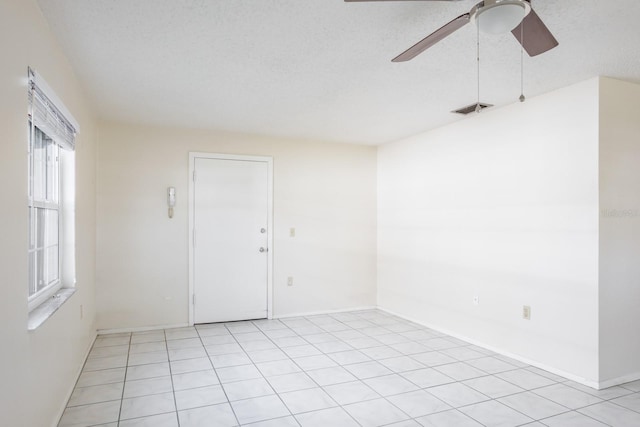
[{"x1": 471, "y1": 0, "x2": 532, "y2": 34}]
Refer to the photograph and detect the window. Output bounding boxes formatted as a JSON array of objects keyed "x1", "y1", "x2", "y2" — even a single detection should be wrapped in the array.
[
  {"x1": 28, "y1": 127, "x2": 60, "y2": 299},
  {"x1": 28, "y1": 68, "x2": 78, "y2": 312}
]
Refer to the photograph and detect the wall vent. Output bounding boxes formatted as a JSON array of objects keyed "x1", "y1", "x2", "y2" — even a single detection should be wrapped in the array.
[{"x1": 452, "y1": 102, "x2": 493, "y2": 115}]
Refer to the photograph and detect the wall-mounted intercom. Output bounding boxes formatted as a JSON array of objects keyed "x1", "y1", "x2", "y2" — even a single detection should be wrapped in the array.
[{"x1": 167, "y1": 187, "x2": 176, "y2": 218}]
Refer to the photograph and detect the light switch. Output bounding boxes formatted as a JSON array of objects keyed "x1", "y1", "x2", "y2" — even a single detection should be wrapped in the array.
[{"x1": 290, "y1": 227, "x2": 296, "y2": 237}]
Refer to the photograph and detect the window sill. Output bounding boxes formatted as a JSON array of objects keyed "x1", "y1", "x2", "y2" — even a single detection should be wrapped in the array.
[{"x1": 28, "y1": 288, "x2": 76, "y2": 331}]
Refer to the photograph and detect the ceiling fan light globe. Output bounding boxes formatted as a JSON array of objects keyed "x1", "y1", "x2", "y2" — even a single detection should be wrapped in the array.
[{"x1": 476, "y1": 2, "x2": 527, "y2": 34}]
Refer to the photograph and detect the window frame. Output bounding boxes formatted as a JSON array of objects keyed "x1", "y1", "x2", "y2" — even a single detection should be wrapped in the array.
[{"x1": 27, "y1": 68, "x2": 78, "y2": 313}]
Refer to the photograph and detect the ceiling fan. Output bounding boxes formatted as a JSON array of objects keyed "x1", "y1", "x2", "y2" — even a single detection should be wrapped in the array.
[{"x1": 345, "y1": 0, "x2": 558, "y2": 62}]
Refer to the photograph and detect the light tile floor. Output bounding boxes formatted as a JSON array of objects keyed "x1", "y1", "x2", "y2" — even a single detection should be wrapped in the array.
[{"x1": 59, "y1": 310, "x2": 640, "y2": 427}]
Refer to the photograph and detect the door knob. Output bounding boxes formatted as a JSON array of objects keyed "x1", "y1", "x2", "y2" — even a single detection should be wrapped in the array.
[{"x1": 259, "y1": 247, "x2": 268, "y2": 253}]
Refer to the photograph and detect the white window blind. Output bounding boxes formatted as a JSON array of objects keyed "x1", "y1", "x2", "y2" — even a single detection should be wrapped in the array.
[{"x1": 28, "y1": 68, "x2": 77, "y2": 151}]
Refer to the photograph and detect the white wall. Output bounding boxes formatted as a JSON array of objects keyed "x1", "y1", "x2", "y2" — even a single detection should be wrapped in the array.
[
  {"x1": 0, "y1": 1, "x2": 98, "y2": 425},
  {"x1": 96, "y1": 122, "x2": 377, "y2": 330},
  {"x1": 599, "y1": 77, "x2": 640, "y2": 385},
  {"x1": 378, "y1": 79, "x2": 601, "y2": 384}
]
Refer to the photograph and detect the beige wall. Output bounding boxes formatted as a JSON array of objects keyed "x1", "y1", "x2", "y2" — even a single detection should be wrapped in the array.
[
  {"x1": 0, "y1": 1, "x2": 98, "y2": 426},
  {"x1": 96, "y1": 122, "x2": 377, "y2": 330},
  {"x1": 377, "y1": 79, "x2": 602, "y2": 385},
  {"x1": 599, "y1": 77, "x2": 640, "y2": 385}
]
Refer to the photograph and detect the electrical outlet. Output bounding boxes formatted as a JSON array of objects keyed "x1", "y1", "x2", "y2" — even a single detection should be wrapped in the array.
[
  {"x1": 473, "y1": 296, "x2": 479, "y2": 305},
  {"x1": 287, "y1": 277, "x2": 294, "y2": 287},
  {"x1": 523, "y1": 305, "x2": 531, "y2": 320}
]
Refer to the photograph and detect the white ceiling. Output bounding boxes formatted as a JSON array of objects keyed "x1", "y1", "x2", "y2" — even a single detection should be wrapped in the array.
[{"x1": 37, "y1": 0, "x2": 640, "y2": 145}]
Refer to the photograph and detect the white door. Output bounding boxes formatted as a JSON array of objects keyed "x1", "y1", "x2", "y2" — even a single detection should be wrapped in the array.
[{"x1": 193, "y1": 157, "x2": 270, "y2": 323}]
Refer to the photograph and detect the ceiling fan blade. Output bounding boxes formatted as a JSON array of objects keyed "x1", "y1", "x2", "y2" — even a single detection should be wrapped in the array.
[
  {"x1": 511, "y1": 9, "x2": 558, "y2": 56},
  {"x1": 392, "y1": 13, "x2": 470, "y2": 62}
]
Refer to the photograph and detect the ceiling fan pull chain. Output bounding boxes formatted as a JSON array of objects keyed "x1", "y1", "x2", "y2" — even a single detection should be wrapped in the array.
[
  {"x1": 476, "y1": 23, "x2": 481, "y2": 113},
  {"x1": 519, "y1": 18, "x2": 526, "y2": 103}
]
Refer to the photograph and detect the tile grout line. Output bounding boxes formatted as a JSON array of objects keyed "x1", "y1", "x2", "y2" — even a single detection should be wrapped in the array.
[
  {"x1": 324, "y1": 312, "x2": 557, "y2": 426},
  {"x1": 337, "y1": 312, "x2": 472, "y2": 427},
  {"x1": 227, "y1": 318, "x2": 302, "y2": 426},
  {"x1": 343, "y1": 311, "x2": 492, "y2": 427},
  {"x1": 163, "y1": 329, "x2": 182, "y2": 427},
  {"x1": 281, "y1": 314, "x2": 375, "y2": 427},
  {"x1": 320, "y1": 312, "x2": 486, "y2": 426},
  {"x1": 536, "y1": 406, "x2": 615, "y2": 427},
  {"x1": 116, "y1": 332, "x2": 132, "y2": 426},
  {"x1": 294, "y1": 311, "x2": 453, "y2": 425},
  {"x1": 197, "y1": 322, "x2": 244, "y2": 426},
  {"x1": 288, "y1": 312, "x2": 480, "y2": 425},
  {"x1": 243, "y1": 316, "x2": 362, "y2": 425},
  {"x1": 319, "y1": 312, "x2": 429, "y2": 426}
]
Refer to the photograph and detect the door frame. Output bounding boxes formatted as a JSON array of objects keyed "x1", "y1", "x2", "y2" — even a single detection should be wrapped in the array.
[{"x1": 188, "y1": 152, "x2": 274, "y2": 325}]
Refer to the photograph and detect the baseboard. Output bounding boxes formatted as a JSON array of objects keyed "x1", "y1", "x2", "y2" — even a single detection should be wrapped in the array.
[
  {"x1": 598, "y1": 371, "x2": 640, "y2": 389},
  {"x1": 85, "y1": 305, "x2": 373, "y2": 333},
  {"x1": 97, "y1": 322, "x2": 190, "y2": 335},
  {"x1": 273, "y1": 306, "x2": 378, "y2": 320},
  {"x1": 53, "y1": 331, "x2": 98, "y2": 427},
  {"x1": 377, "y1": 306, "x2": 602, "y2": 390},
  {"x1": 97, "y1": 308, "x2": 380, "y2": 332}
]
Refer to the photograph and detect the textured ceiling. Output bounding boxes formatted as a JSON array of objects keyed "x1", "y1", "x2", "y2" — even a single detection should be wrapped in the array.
[{"x1": 37, "y1": 0, "x2": 640, "y2": 144}]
